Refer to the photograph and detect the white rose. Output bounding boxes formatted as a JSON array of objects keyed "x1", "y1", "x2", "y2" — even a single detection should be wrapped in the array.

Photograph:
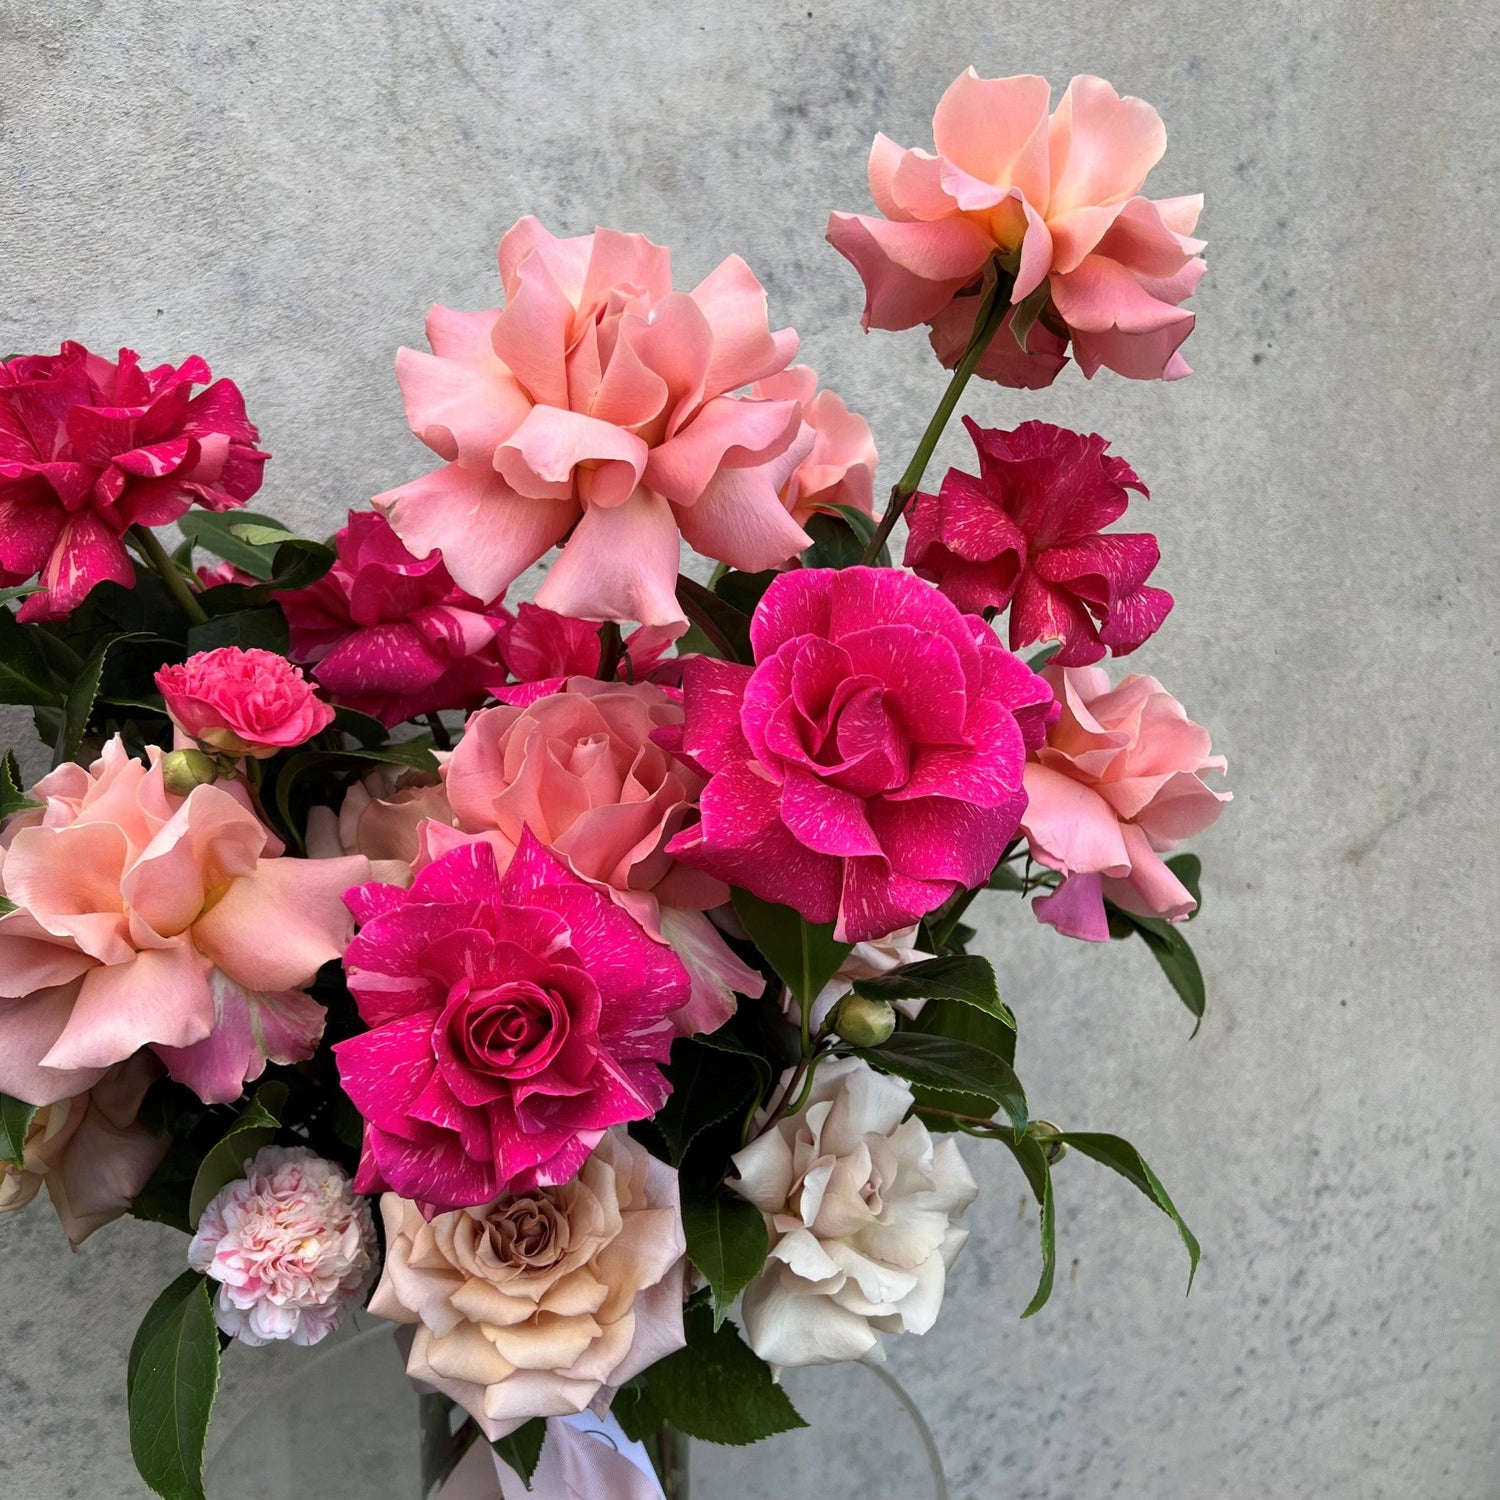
[{"x1": 729, "y1": 1055, "x2": 976, "y2": 1368}]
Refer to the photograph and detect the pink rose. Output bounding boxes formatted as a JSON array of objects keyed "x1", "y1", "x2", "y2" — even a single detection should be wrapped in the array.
[
  {"x1": 665, "y1": 568, "x2": 1058, "y2": 942},
  {"x1": 188, "y1": 1146, "x2": 376, "y2": 1347},
  {"x1": 370, "y1": 1129, "x2": 685, "y2": 1440},
  {"x1": 0, "y1": 342, "x2": 268, "y2": 620},
  {"x1": 440, "y1": 676, "x2": 759, "y2": 1035},
  {"x1": 304, "y1": 763, "x2": 457, "y2": 886},
  {"x1": 747, "y1": 365, "x2": 877, "y2": 525},
  {"x1": 498, "y1": 602, "x2": 682, "y2": 702},
  {"x1": 905, "y1": 419, "x2": 1171, "y2": 666},
  {"x1": 1020, "y1": 665, "x2": 1230, "y2": 941},
  {"x1": 376, "y1": 217, "x2": 815, "y2": 626},
  {"x1": 0, "y1": 1051, "x2": 167, "y2": 1247},
  {"x1": 281, "y1": 509, "x2": 511, "y2": 727},
  {"x1": 334, "y1": 836, "x2": 689, "y2": 1211},
  {"x1": 826, "y1": 70, "x2": 1205, "y2": 386},
  {"x1": 155, "y1": 646, "x2": 336, "y2": 758},
  {"x1": 0, "y1": 737, "x2": 369, "y2": 1106}
]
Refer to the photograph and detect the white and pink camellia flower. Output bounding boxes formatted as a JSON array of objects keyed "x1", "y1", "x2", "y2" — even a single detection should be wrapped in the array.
[
  {"x1": 747, "y1": 364, "x2": 877, "y2": 526},
  {"x1": 0, "y1": 737, "x2": 369, "y2": 1106},
  {"x1": 334, "y1": 836, "x2": 689, "y2": 1212},
  {"x1": 437, "y1": 675, "x2": 760, "y2": 1035},
  {"x1": 665, "y1": 567, "x2": 1058, "y2": 942},
  {"x1": 156, "y1": 645, "x2": 335, "y2": 758},
  {"x1": 189, "y1": 1145, "x2": 377, "y2": 1347},
  {"x1": 375, "y1": 216, "x2": 817, "y2": 627},
  {"x1": 370, "y1": 1128, "x2": 686, "y2": 1442},
  {"x1": 827, "y1": 70, "x2": 1205, "y2": 385},
  {"x1": 0, "y1": 1051, "x2": 167, "y2": 1247},
  {"x1": 1020, "y1": 664, "x2": 1229, "y2": 941}
]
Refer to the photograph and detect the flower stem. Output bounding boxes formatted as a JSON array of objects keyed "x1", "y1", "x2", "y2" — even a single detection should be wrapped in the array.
[
  {"x1": 648, "y1": 1421, "x2": 691, "y2": 1500},
  {"x1": 596, "y1": 619, "x2": 624, "y2": 680},
  {"x1": 859, "y1": 265, "x2": 1014, "y2": 566},
  {"x1": 423, "y1": 712, "x2": 452, "y2": 752},
  {"x1": 129, "y1": 524, "x2": 208, "y2": 626}
]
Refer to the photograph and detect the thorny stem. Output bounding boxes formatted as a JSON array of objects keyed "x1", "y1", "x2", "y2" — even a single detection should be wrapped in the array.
[
  {"x1": 129, "y1": 524, "x2": 208, "y2": 625},
  {"x1": 859, "y1": 262, "x2": 1014, "y2": 566}
]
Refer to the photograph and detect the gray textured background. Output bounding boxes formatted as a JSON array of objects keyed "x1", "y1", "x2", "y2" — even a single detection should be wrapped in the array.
[{"x1": 2, "y1": 2, "x2": 1497, "y2": 1497}]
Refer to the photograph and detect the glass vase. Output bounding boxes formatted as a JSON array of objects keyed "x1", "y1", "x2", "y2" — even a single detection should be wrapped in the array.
[{"x1": 205, "y1": 1325, "x2": 946, "y2": 1499}]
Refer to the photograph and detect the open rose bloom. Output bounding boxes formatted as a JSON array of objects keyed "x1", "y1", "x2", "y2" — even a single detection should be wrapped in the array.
[{"x1": 0, "y1": 66, "x2": 1228, "y2": 1497}]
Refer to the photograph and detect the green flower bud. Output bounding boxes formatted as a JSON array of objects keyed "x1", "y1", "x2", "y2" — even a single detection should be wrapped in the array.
[
  {"x1": 1027, "y1": 1120, "x2": 1067, "y2": 1164},
  {"x1": 160, "y1": 748, "x2": 218, "y2": 797},
  {"x1": 829, "y1": 994, "x2": 896, "y2": 1048}
]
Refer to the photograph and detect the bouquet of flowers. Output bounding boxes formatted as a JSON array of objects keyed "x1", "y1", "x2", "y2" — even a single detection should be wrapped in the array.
[{"x1": 0, "y1": 66, "x2": 1227, "y2": 1500}]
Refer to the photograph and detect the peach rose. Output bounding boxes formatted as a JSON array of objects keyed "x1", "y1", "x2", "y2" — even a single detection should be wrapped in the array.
[
  {"x1": 438, "y1": 676, "x2": 759, "y2": 1034},
  {"x1": 369, "y1": 1128, "x2": 686, "y2": 1440},
  {"x1": 0, "y1": 736, "x2": 369, "y2": 1106},
  {"x1": 0, "y1": 1051, "x2": 167, "y2": 1246},
  {"x1": 1020, "y1": 664, "x2": 1229, "y2": 941},
  {"x1": 305, "y1": 762, "x2": 457, "y2": 886},
  {"x1": 748, "y1": 365, "x2": 877, "y2": 525}
]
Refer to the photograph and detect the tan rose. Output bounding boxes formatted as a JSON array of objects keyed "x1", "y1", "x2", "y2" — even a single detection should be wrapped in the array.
[
  {"x1": 369, "y1": 1129, "x2": 686, "y2": 1439},
  {"x1": 0, "y1": 1052, "x2": 167, "y2": 1247},
  {"x1": 304, "y1": 761, "x2": 456, "y2": 886},
  {"x1": 730, "y1": 1056, "x2": 977, "y2": 1368}
]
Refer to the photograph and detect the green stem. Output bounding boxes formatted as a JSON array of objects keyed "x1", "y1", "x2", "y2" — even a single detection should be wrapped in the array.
[
  {"x1": 130, "y1": 524, "x2": 208, "y2": 626},
  {"x1": 596, "y1": 620, "x2": 624, "y2": 680},
  {"x1": 423, "y1": 712, "x2": 452, "y2": 752},
  {"x1": 928, "y1": 885, "x2": 982, "y2": 953},
  {"x1": 648, "y1": 1421, "x2": 691, "y2": 1500},
  {"x1": 859, "y1": 265, "x2": 1014, "y2": 566}
]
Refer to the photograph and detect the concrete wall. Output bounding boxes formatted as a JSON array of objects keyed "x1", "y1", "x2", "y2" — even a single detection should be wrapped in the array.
[{"x1": 1, "y1": 2, "x2": 1496, "y2": 1496}]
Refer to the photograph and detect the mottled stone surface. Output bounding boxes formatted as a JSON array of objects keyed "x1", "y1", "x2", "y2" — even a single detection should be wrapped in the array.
[{"x1": 1, "y1": 2, "x2": 1496, "y2": 1497}]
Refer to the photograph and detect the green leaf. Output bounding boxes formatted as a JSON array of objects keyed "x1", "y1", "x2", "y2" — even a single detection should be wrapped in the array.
[
  {"x1": 56, "y1": 633, "x2": 145, "y2": 765},
  {"x1": 1025, "y1": 641, "x2": 1062, "y2": 672},
  {"x1": 851, "y1": 955, "x2": 1014, "y2": 1029},
  {"x1": 1165, "y1": 853, "x2": 1203, "y2": 917},
  {"x1": 711, "y1": 568, "x2": 778, "y2": 617},
  {"x1": 676, "y1": 575, "x2": 752, "y2": 663},
  {"x1": 1008, "y1": 279, "x2": 1052, "y2": 351},
  {"x1": 612, "y1": 1305, "x2": 806, "y2": 1447},
  {"x1": 332, "y1": 705, "x2": 390, "y2": 749},
  {"x1": 731, "y1": 889, "x2": 851, "y2": 1014},
  {"x1": 187, "y1": 605, "x2": 290, "y2": 655},
  {"x1": 654, "y1": 1037, "x2": 760, "y2": 1167},
  {"x1": 127, "y1": 1271, "x2": 221, "y2": 1500},
  {"x1": 0, "y1": 583, "x2": 42, "y2": 608},
  {"x1": 175, "y1": 510, "x2": 309, "y2": 581},
  {"x1": 187, "y1": 1082, "x2": 288, "y2": 1226},
  {"x1": 1005, "y1": 1134, "x2": 1056, "y2": 1318},
  {"x1": 491, "y1": 1417, "x2": 547, "y2": 1490},
  {"x1": 801, "y1": 510, "x2": 874, "y2": 571},
  {"x1": 907, "y1": 996, "x2": 1016, "y2": 1125},
  {"x1": 681, "y1": 1195, "x2": 769, "y2": 1330},
  {"x1": 227, "y1": 521, "x2": 297, "y2": 549},
  {"x1": 853, "y1": 1031, "x2": 1027, "y2": 1135},
  {"x1": 0, "y1": 608, "x2": 63, "y2": 706},
  {"x1": 1042, "y1": 1130, "x2": 1200, "y2": 1292},
  {"x1": 0, "y1": 1091, "x2": 39, "y2": 1170},
  {"x1": 1107, "y1": 902, "x2": 1206, "y2": 1030},
  {"x1": 0, "y1": 748, "x2": 41, "y2": 819}
]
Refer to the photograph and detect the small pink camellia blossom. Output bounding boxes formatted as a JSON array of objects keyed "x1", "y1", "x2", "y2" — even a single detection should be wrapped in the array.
[
  {"x1": 375, "y1": 217, "x2": 815, "y2": 627},
  {"x1": 905, "y1": 418, "x2": 1171, "y2": 666},
  {"x1": 0, "y1": 737, "x2": 369, "y2": 1106},
  {"x1": 155, "y1": 646, "x2": 336, "y2": 759},
  {"x1": 826, "y1": 70, "x2": 1205, "y2": 386},
  {"x1": 0, "y1": 1051, "x2": 167, "y2": 1247},
  {"x1": 188, "y1": 1145, "x2": 377, "y2": 1347},
  {"x1": 498, "y1": 601, "x2": 682, "y2": 703},
  {"x1": 747, "y1": 365, "x2": 877, "y2": 525},
  {"x1": 334, "y1": 836, "x2": 689, "y2": 1212},
  {"x1": 370, "y1": 1129, "x2": 685, "y2": 1440},
  {"x1": 664, "y1": 568, "x2": 1058, "y2": 943},
  {"x1": 281, "y1": 509, "x2": 511, "y2": 727},
  {"x1": 0, "y1": 342, "x2": 268, "y2": 621},
  {"x1": 439, "y1": 676, "x2": 759, "y2": 1035},
  {"x1": 1020, "y1": 664, "x2": 1229, "y2": 941}
]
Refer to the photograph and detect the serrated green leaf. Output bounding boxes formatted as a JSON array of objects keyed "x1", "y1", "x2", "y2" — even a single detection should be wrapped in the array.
[
  {"x1": 127, "y1": 1271, "x2": 221, "y2": 1500},
  {"x1": 681, "y1": 1195, "x2": 769, "y2": 1329},
  {"x1": 491, "y1": 1416, "x2": 547, "y2": 1489},
  {"x1": 0, "y1": 748, "x2": 41, "y2": 820},
  {"x1": 1006, "y1": 1134, "x2": 1056, "y2": 1318},
  {"x1": 612, "y1": 1305, "x2": 805, "y2": 1447},
  {"x1": 176, "y1": 510, "x2": 288, "y2": 580},
  {"x1": 907, "y1": 997, "x2": 1016, "y2": 1125},
  {"x1": 1042, "y1": 1130, "x2": 1200, "y2": 1292},
  {"x1": 56, "y1": 632, "x2": 146, "y2": 766},
  {"x1": 731, "y1": 889, "x2": 851, "y2": 1014},
  {"x1": 187, "y1": 605, "x2": 290, "y2": 655},
  {"x1": 0, "y1": 1091, "x2": 39, "y2": 1170},
  {"x1": 1165, "y1": 853, "x2": 1203, "y2": 917},
  {"x1": 0, "y1": 608, "x2": 63, "y2": 706},
  {"x1": 654, "y1": 1037, "x2": 760, "y2": 1167},
  {"x1": 187, "y1": 1082, "x2": 287, "y2": 1226},
  {"x1": 854, "y1": 1031, "x2": 1027, "y2": 1135},
  {"x1": 1107, "y1": 902, "x2": 1206, "y2": 1028},
  {"x1": 1025, "y1": 641, "x2": 1062, "y2": 672},
  {"x1": 851, "y1": 954, "x2": 1014, "y2": 1029}
]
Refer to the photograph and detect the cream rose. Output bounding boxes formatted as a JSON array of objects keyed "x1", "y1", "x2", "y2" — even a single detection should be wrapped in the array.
[
  {"x1": 369, "y1": 1128, "x2": 687, "y2": 1439},
  {"x1": 730, "y1": 1055, "x2": 977, "y2": 1368}
]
